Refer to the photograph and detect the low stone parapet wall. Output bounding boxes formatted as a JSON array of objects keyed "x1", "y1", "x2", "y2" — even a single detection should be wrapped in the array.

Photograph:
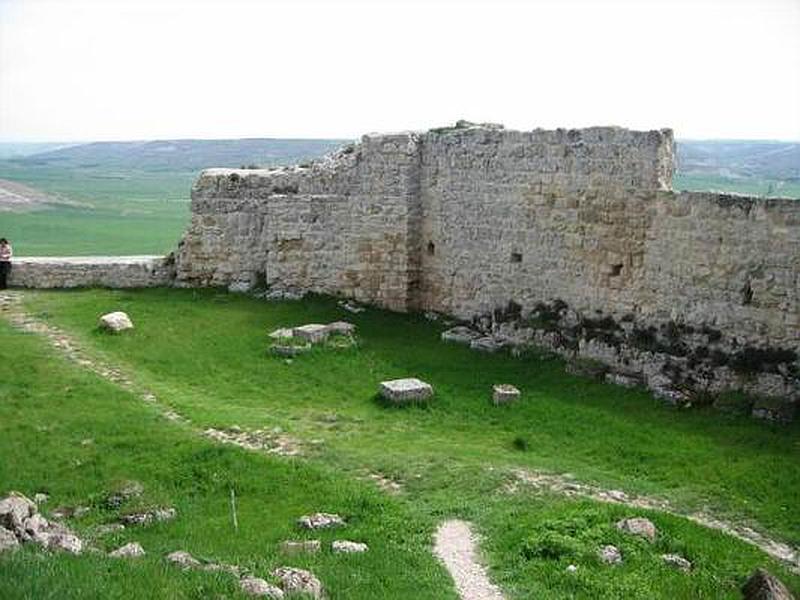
[{"x1": 7, "y1": 256, "x2": 174, "y2": 289}]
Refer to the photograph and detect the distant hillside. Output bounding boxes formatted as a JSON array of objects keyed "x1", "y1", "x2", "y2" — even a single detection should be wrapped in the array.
[
  {"x1": 10, "y1": 138, "x2": 349, "y2": 172},
  {"x1": 677, "y1": 140, "x2": 799, "y2": 181}
]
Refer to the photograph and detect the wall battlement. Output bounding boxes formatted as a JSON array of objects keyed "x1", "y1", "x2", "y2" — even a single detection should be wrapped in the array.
[{"x1": 175, "y1": 122, "x2": 799, "y2": 409}]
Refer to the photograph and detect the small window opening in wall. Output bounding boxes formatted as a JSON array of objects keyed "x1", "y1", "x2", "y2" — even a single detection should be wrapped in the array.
[
  {"x1": 610, "y1": 264, "x2": 623, "y2": 276},
  {"x1": 511, "y1": 252, "x2": 523, "y2": 263},
  {"x1": 427, "y1": 241, "x2": 436, "y2": 256}
]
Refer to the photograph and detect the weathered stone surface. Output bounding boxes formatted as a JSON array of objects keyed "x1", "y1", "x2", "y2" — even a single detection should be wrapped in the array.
[
  {"x1": 33, "y1": 493, "x2": 49, "y2": 504},
  {"x1": 492, "y1": 384, "x2": 520, "y2": 405},
  {"x1": 268, "y1": 328, "x2": 294, "y2": 339},
  {"x1": 332, "y1": 540, "x2": 369, "y2": 553},
  {"x1": 271, "y1": 567, "x2": 324, "y2": 599},
  {"x1": 280, "y1": 540, "x2": 321, "y2": 554},
  {"x1": 8, "y1": 256, "x2": 174, "y2": 289},
  {"x1": 661, "y1": 553, "x2": 692, "y2": 571},
  {"x1": 441, "y1": 326, "x2": 481, "y2": 344},
  {"x1": 598, "y1": 544, "x2": 622, "y2": 564},
  {"x1": 742, "y1": 568, "x2": 795, "y2": 600},
  {"x1": 293, "y1": 324, "x2": 329, "y2": 343},
  {"x1": 0, "y1": 526, "x2": 19, "y2": 553},
  {"x1": 121, "y1": 507, "x2": 176, "y2": 526},
  {"x1": 0, "y1": 492, "x2": 36, "y2": 531},
  {"x1": 616, "y1": 517, "x2": 657, "y2": 542},
  {"x1": 109, "y1": 541, "x2": 145, "y2": 558},
  {"x1": 240, "y1": 577, "x2": 284, "y2": 598},
  {"x1": 269, "y1": 343, "x2": 311, "y2": 357},
  {"x1": 326, "y1": 321, "x2": 356, "y2": 335},
  {"x1": 470, "y1": 337, "x2": 503, "y2": 353},
  {"x1": 379, "y1": 378, "x2": 434, "y2": 404},
  {"x1": 44, "y1": 531, "x2": 83, "y2": 554},
  {"x1": 297, "y1": 512, "x2": 345, "y2": 530},
  {"x1": 166, "y1": 550, "x2": 201, "y2": 569},
  {"x1": 99, "y1": 311, "x2": 134, "y2": 333}
]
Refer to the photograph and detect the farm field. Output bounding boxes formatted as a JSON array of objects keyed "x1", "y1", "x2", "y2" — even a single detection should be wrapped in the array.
[{"x1": 1, "y1": 288, "x2": 798, "y2": 598}]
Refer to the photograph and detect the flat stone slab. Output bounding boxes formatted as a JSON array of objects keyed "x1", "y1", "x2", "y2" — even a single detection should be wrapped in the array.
[
  {"x1": 380, "y1": 378, "x2": 433, "y2": 404},
  {"x1": 326, "y1": 321, "x2": 356, "y2": 335},
  {"x1": 492, "y1": 384, "x2": 520, "y2": 405},
  {"x1": 293, "y1": 324, "x2": 329, "y2": 343},
  {"x1": 99, "y1": 311, "x2": 134, "y2": 333}
]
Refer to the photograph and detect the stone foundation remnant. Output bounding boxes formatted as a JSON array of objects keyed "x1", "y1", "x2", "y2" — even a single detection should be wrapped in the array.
[
  {"x1": 380, "y1": 378, "x2": 435, "y2": 404},
  {"x1": 174, "y1": 121, "x2": 798, "y2": 415}
]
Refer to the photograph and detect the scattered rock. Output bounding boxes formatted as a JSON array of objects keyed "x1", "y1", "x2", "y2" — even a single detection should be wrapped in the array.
[
  {"x1": 166, "y1": 550, "x2": 201, "y2": 569},
  {"x1": 109, "y1": 542, "x2": 145, "y2": 558},
  {"x1": 280, "y1": 540, "x2": 321, "y2": 554},
  {"x1": 33, "y1": 493, "x2": 49, "y2": 504},
  {"x1": 298, "y1": 512, "x2": 345, "y2": 530},
  {"x1": 605, "y1": 373, "x2": 642, "y2": 388},
  {"x1": 0, "y1": 526, "x2": 19, "y2": 553},
  {"x1": 470, "y1": 336, "x2": 503, "y2": 353},
  {"x1": 20, "y1": 513, "x2": 50, "y2": 543},
  {"x1": 566, "y1": 564, "x2": 578, "y2": 573},
  {"x1": 616, "y1": 517, "x2": 657, "y2": 542},
  {"x1": 269, "y1": 328, "x2": 294, "y2": 339},
  {"x1": 240, "y1": 577, "x2": 285, "y2": 598},
  {"x1": 661, "y1": 553, "x2": 692, "y2": 571},
  {"x1": 326, "y1": 321, "x2": 356, "y2": 335},
  {"x1": 332, "y1": 540, "x2": 369, "y2": 553},
  {"x1": 0, "y1": 491, "x2": 36, "y2": 531},
  {"x1": 742, "y1": 568, "x2": 795, "y2": 600},
  {"x1": 751, "y1": 399, "x2": 796, "y2": 425},
  {"x1": 105, "y1": 480, "x2": 144, "y2": 509},
  {"x1": 44, "y1": 531, "x2": 83, "y2": 554},
  {"x1": 492, "y1": 384, "x2": 520, "y2": 405},
  {"x1": 293, "y1": 324, "x2": 329, "y2": 343},
  {"x1": 98, "y1": 311, "x2": 134, "y2": 333},
  {"x1": 121, "y1": 507, "x2": 176, "y2": 526},
  {"x1": 598, "y1": 544, "x2": 622, "y2": 564},
  {"x1": 379, "y1": 378, "x2": 434, "y2": 405},
  {"x1": 272, "y1": 567, "x2": 324, "y2": 599},
  {"x1": 339, "y1": 300, "x2": 365, "y2": 314},
  {"x1": 441, "y1": 326, "x2": 481, "y2": 344}
]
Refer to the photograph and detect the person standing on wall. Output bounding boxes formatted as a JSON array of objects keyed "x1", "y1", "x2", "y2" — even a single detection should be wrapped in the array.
[{"x1": 0, "y1": 238, "x2": 12, "y2": 290}]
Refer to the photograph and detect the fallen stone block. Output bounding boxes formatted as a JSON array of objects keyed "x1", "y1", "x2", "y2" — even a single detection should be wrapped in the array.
[
  {"x1": 470, "y1": 336, "x2": 503, "y2": 352},
  {"x1": 441, "y1": 326, "x2": 481, "y2": 344},
  {"x1": 268, "y1": 328, "x2": 295, "y2": 339},
  {"x1": 326, "y1": 321, "x2": 356, "y2": 335},
  {"x1": 379, "y1": 378, "x2": 434, "y2": 405},
  {"x1": 0, "y1": 492, "x2": 36, "y2": 531},
  {"x1": 598, "y1": 544, "x2": 622, "y2": 564},
  {"x1": 293, "y1": 324, "x2": 330, "y2": 343},
  {"x1": 492, "y1": 384, "x2": 520, "y2": 405},
  {"x1": 742, "y1": 568, "x2": 794, "y2": 600},
  {"x1": 0, "y1": 526, "x2": 19, "y2": 553},
  {"x1": 166, "y1": 550, "x2": 201, "y2": 569},
  {"x1": 332, "y1": 540, "x2": 369, "y2": 553},
  {"x1": 99, "y1": 311, "x2": 134, "y2": 333},
  {"x1": 280, "y1": 540, "x2": 321, "y2": 554},
  {"x1": 121, "y1": 507, "x2": 176, "y2": 526},
  {"x1": 297, "y1": 512, "x2": 345, "y2": 530}
]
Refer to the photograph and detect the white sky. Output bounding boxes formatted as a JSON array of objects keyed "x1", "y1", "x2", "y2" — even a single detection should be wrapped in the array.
[{"x1": 1, "y1": 0, "x2": 799, "y2": 142}]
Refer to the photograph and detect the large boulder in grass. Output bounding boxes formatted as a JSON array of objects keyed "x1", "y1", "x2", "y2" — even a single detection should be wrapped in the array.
[
  {"x1": 99, "y1": 311, "x2": 134, "y2": 333},
  {"x1": 0, "y1": 526, "x2": 19, "y2": 553},
  {"x1": 616, "y1": 517, "x2": 657, "y2": 542},
  {"x1": 742, "y1": 568, "x2": 795, "y2": 600},
  {"x1": 272, "y1": 567, "x2": 324, "y2": 599}
]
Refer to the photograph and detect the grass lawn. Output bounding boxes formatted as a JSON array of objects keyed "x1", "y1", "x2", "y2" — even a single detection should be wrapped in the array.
[{"x1": 1, "y1": 287, "x2": 797, "y2": 598}]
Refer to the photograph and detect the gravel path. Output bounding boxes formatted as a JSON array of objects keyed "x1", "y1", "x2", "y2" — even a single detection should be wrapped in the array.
[{"x1": 434, "y1": 520, "x2": 505, "y2": 600}]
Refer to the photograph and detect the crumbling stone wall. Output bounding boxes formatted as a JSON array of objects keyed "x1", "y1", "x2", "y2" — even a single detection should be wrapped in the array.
[
  {"x1": 8, "y1": 256, "x2": 174, "y2": 289},
  {"x1": 175, "y1": 123, "x2": 799, "y2": 407}
]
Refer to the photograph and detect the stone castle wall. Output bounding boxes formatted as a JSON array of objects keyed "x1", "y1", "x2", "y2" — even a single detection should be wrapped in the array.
[
  {"x1": 8, "y1": 256, "x2": 174, "y2": 289},
  {"x1": 174, "y1": 123, "x2": 799, "y2": 407}
]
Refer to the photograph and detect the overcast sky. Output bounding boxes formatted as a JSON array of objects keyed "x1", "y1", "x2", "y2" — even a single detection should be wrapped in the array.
[{"x1": 1, "y1": 0, "x2": 798, "y2": 142}]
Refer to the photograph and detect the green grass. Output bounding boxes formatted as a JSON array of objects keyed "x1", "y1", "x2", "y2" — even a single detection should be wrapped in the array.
[
  {"x1": 0, "y1": 319, "x2": 453, "y2": 599},
  {"x1": 674, "y1": 173, "x2": 800, "y2": 199},
  {"x1": 0, "y1": 165, "x2": 191, "y2": 256},
  {"x1": 1, "y1": 287, "x2": 797, "y2": 598}
]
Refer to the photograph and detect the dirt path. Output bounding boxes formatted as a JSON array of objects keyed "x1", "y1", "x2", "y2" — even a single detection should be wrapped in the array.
[
  {"x1": 434, "y1": 520, "x2": 505, "y2": 600},
  {"x1": 2, "y1": 290, "x2": 798, "y2": 573},
  {"x1": 0, "y1": 291, "x2": 300, "y2": 456}
]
